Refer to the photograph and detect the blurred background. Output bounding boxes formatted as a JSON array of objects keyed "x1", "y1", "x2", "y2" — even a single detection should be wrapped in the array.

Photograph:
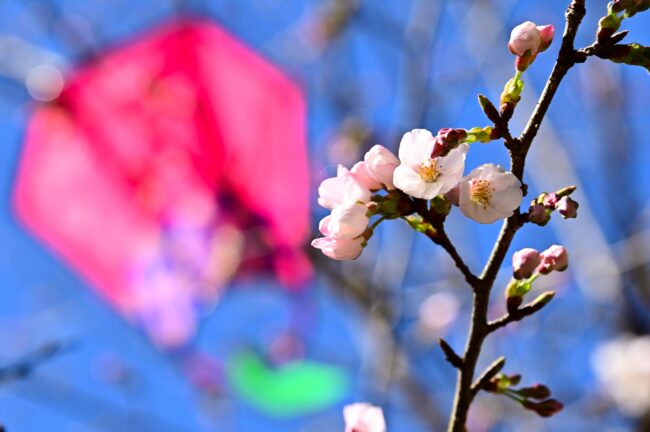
[{"x1": 0, "y1": 0, "x2": 649, "y2": 431}]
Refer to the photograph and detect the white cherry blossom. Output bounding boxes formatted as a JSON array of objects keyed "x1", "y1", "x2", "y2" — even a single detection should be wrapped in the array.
[
  {"x1": 458, "y1": 164, "x2": 523, "y2": 224},
  {"x1": 393, "y1": 129, "x2": 468, "y2": 200},
  {"x1": 364, "y1": 145, "x2": 400, "y2": 189}
]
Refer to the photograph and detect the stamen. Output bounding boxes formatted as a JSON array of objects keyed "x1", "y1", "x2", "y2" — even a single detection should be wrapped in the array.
[
  {"x1": 470, "y1": 179, "x2": 494, "y2": 209},
  {"x1": 417, "y1": 159, "x2": 440, "y2": 183}
]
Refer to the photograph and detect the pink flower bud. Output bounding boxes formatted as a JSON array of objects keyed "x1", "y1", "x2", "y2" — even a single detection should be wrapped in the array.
[
  {"x1": 538, "y1": 245, "x2": 569, "y2": 274},
  {"x1": 364, "y1": 145, "x2": 400, "y2": 190},
  {"x1": 311, "y1": 236, "x2": 364, "y2": 260},
  {"x1": 509, "y1": 21, "x2": 542, "y2": 57},
  {"x1": 431, "y1": 128, "x2": 467, "y2": 158},
  {"x1": 537, "y1": 25, "x2": 555, "y2": 52},
  {"x1": 541, "y1": 192, "x2": 559, "y2": 209},
  {"x1": 528, "y1": 203, "x2": 551, "y2": 226},
  {"x1": 556, "y1": 196, "x2": 578, "y2": 218},
  {"x1": 328, "y1": 202, "x2": 370, "y2": 239},
  {"x1": 351, "y1": 161, "x2": 383, "y2": 191},
  {"x1": 312, "y1": 215, "x2": 365, "y2": 260},
  {"x1": 343, "y1": 403, "x2": 386, "y2": 432},
  {"x1": 512, "y1": 248, "x2": 541, "y2": 279}
]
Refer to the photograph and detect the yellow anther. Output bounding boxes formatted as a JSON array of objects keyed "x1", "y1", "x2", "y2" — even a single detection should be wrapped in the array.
[
  {"x1": 470, "y1": 179, "x2": 494, "y2": 208},
  {"x1": 417, "y1": 159, "x2": 440, "y2": 183}
]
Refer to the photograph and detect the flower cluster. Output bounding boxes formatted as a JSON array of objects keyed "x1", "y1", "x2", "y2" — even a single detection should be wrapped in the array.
[
  {"x1": 507, "y1": 245, "x2": 568, "y2": 311},
  {"x1": 484, "y1": 373, "x2": 564, "y2": 418},
  {"x1": 394, "y1": 130, "x2": 522, "y2": 224},
  {"x1": 508, "y1": 22, "x2": 555, "y2": 71},
  {"x1": 313, "y1": 127, "x2": 524, "y2": 260},
  {"x1": 312, "y1": 145, "x2": 399, "y2": 260},
  {"x1": 512, "y1": 245, "x2": 568, "y2": 280},
  {"x1": 528, "y1": 187, "x2": 579, "y2": 226}
]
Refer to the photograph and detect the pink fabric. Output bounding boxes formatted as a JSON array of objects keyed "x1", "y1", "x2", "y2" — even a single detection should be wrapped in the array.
[{"x1": 14, "y1": 20, "x2": 311, "y2": 347}]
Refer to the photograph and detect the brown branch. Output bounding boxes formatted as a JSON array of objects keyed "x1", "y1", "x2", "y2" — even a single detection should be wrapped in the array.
[
  {"x1": 413, "y1": 201, "x2": 481, "y2": 287},
  {"x1": 427, "y1": 224, "x2": 481, "y2": 287},
  {"x1": 446, "y1": 2, "x2": 587, "y2": 431},
  {"x1": 487, "y1": 291, "x2": 556, "y2": 333}
]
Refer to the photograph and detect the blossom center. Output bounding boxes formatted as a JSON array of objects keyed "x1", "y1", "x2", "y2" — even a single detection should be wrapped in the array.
[
  {"x1": 417, "y1": 159, "x2": 440, "y2": 183},
  {"x1": 470, "y1": 179, "x2": 494, "y2": 208}
]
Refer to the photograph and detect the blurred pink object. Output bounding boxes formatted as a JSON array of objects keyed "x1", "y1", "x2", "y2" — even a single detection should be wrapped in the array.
[
  {"x1": 14, "y1": 20, "x2": 311, "y2": 348},
  {"x1": 343, "y1": 403, "x2": 386, "y2": 432}
]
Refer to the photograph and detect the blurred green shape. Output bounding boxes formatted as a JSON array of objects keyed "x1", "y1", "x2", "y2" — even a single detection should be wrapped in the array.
[{"x1": 226, "y1": 351, "x2": 348, "y2": 417}]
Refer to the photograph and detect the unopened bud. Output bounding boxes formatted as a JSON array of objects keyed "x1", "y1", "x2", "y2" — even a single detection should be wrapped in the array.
[
  {"x1": 522, "y1": 398, "x2": 564, "y2": 417},
  {"x1": 555, "y1": 185, "x2": 577, "y2": 198},
  {"x1": 542, "y1": 192, "x2": 559, "y2": 209},
  {"x1": 556, "y1": 196, "x2": 579, "y2": 218},
  {"x1": 466, "y1": 126, "x2": 495, "y2": 143},
  {"x1": 431, "y1": 128, "x2": 467, "y2": 157},
  {"x1": 528, "y1": 203, "x2": 551, "y2": 226},
  {"x1": 597, "y1": 14, "x2": 622, "y2": 42},
  {"x1": 538, "y1": 245, "x2": 568, "y2": 274},
  {"x1": 478, "y1": 95, "x2": 500, "y2": 124},
  {"x1": 529, "y1": 291, "x2": 555, "y2": 310},
  {"x1": 509, "y1": 21, "x2": 541, "y2": 57},
  {"x1": 518, "y1": 384, "x2": 552, "y2": 400},
  {"x1": 512, "y1": 248, "x2": 541, "y2": 279},
  {"x1": 537, "y1": 25, "x2": 555, "y2": 52},
  {"x1": 500, "y1": 75, "x2": 524, "y2": 106}
]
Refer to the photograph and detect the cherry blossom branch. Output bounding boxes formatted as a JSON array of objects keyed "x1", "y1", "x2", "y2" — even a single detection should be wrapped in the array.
[
  {"x1": 447, "y1": 2, "x2": 587, "y2": 431},
  {"x1": 314, "y1": 1, "x2": 647, "y2": 430}
]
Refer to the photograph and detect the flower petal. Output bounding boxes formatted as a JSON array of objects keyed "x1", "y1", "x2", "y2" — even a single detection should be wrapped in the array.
[
  {"x1": 398, "y1": 129, "x2": 435, "y2": 168},
  {"x1": 393, "y1": 164, "x2": 428, "y2": 198}
]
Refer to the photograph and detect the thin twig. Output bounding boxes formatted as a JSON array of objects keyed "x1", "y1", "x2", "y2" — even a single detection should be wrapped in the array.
[
  {"x1": 426, "y1": 225, "x2": 481, "y2": 287},
  {"x1": 413, "y1": 202, "x2": 480, "y2": 287},
  {"x1": 470, "y1": 356, "x2": 505, "y2": 398},
  {"x1": 487, "y1": 291, "x2": 556, "y2": 333}
]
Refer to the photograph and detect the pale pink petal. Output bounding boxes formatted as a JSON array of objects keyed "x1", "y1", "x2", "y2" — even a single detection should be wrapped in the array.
[
  {"x1": 398, "y1": 129, "x2": 435, "y2": 168},
  {"x1": 512, "y1": 248, "x2": 541, "y2": 279},
  {"x1": 318, "y1": 176, "x2": 345, "y2": 209},
  {"x1": 318, "y1": 215, "x2": 331, "y2": 236},
  {"x1": 311, "y1": 236, "x2": 363, "y2": 260},
  {"x1": 509, "y1": 21, "x2": 542, "y2": 56},
  {"x1": 393, "y1": 164, "x2": 428, "y2": 199},
  {"x1": 364, "y1": 145, "x2": 399, "y2": 189},
  {"x1": 329, "y1": 202, "x2": 369, "y2": 239},
  {"x1": 351, "y1": 161, "x2": 383, "y2": 190}
]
